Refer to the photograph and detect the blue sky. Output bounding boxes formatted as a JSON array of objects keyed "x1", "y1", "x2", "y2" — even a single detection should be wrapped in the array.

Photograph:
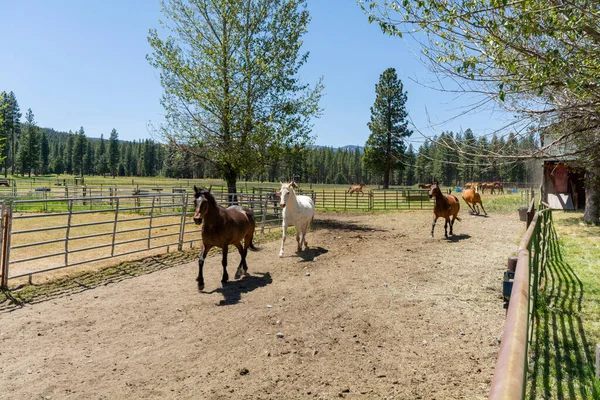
[{"x1": 1, "y1": 0, "x2": 510, "y2": 148}]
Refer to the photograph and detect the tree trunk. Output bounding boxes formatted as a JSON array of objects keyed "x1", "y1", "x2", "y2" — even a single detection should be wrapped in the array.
[
  {"x1": 223, "y1": 164, "x2": 237, "y2": 204},
  {"x1": 584, "y1": 161, "x2": 600, "y2": 225}
]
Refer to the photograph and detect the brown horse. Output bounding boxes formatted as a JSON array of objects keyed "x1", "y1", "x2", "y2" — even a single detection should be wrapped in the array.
[
  {"x1": 429, "y1": 182, "x2": 461, "y2": 238},
  {"x1": 462, "y1": 186, "x2": 487, "y2": 215},
  {"x1": 419, "y1": 183, "x2": 432, "y2": 189},
  {"x1": 348, "y1": 182, "x2": 366, "y2": 195},
  {"x1": 193, "y1": 186, "x2": 257, "y2": 291}
]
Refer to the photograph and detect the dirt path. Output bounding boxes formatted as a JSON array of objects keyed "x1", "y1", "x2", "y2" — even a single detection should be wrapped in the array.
[{"x1": 0, "y1": 210, "x2": 522, "y2": 399}]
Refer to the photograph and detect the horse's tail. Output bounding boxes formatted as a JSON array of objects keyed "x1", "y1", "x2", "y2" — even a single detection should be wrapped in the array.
[{"x1": 245, "y1": 209, "x2": 259, "y2": 251}]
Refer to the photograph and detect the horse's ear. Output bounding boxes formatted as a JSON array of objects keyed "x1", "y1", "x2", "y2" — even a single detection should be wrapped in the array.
[
  {"x1": 290, "y1": 181, "x2": 298, "y2": 189},
  {"x1": 208, "y1": 185, "x2": 212, "y2": 193},
  {"x1": 435, "y1": 181, "x2": 439, "y2": 186},
  {"x1": 194, "y1": 185, "x2": 199, "y2": 193}
]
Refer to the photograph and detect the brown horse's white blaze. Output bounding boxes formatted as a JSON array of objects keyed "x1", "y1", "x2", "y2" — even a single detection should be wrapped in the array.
[
  {"x1": 462, "y1": 186, "x2": 487, "y2": 216},
  {"x1": 193, "y1": 186, "x2": 257, "y2": 291},
  {"x1": 428, "y1": 182, "x2": 461, "y2": 238}
]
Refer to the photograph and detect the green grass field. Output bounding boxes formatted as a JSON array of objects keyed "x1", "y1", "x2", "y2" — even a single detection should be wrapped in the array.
[{"x1": 528, "y1": 211, "x2": 600, "y2": 399}]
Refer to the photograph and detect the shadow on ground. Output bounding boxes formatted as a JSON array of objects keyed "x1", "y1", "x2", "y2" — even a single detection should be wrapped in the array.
[
  {"x1": 210, "y1": 272, "x2": 273, "y2": 306},
  {"x1": 297, "y1": 246, "x2": 328, "y2": 262},
  {"x1": 528, "y1": 224, "x2": 600, "y2": 399},
  {"x1": 447, "y1": 233, "x2": 471, "y2": 242},
  {"x1": 313, "y1": 218, "x2": 384, "y2": 232}
]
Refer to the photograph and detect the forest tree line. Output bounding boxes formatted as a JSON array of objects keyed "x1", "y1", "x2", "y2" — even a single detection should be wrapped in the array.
[{"x1": 1, "y1": 91, "x2": 538, "y2": 185}]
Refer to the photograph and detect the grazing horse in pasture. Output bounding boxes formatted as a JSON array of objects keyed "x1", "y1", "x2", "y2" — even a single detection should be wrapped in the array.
[
  {"x1": 418, "y1": 183, "x2": 432, "y2": 189},
  {"x1": 462, "y1": 186, "x2": 487, "y2": 215},
  {"x1": 348, "y1": 182, "x2": 366, "y2": 195},
  {"x1": 278, "y1": 181, "x2": 315, "y2": 257},
  {"x1": 192, "y1": 186, "x2": 257, "y2": 291},
  {"x1": 491, "y1": 181, "x2": 504, "y2": 194},
  {"x1": 429, "y1": 182, "x2": 461, "y2": 238},
  {"x1": 479, "y1": 182, "x2": 495, "y2": 195}
]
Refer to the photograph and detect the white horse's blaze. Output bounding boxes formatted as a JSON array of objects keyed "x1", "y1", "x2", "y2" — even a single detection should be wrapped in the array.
[{"x1": 278, "y1": 182, "x2": 315, "y2": 257}]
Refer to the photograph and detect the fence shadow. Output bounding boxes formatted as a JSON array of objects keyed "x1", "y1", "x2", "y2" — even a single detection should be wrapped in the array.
[
  {"x1": 211, "y1": 272, "x2": 272, "y2": 306},
  {"x1": 528, "y1": 224, "x2": 600, "y2": 399}
]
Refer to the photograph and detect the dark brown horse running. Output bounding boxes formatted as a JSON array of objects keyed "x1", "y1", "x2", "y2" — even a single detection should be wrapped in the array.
[
  {"x1": 193, "y1": 186, "x2": 257, "y2": 291},
  {"x1": 429, "y1": 182, "x2": 461, "y2": 238}
]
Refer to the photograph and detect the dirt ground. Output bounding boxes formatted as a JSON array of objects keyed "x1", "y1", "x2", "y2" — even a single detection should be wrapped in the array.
[{"x1": 0, "y1": 210, "x2": 523, "y2": 399}]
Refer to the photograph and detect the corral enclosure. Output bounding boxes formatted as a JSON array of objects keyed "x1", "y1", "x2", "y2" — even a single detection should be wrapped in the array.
[{"x1": 0, "y1": 210, "x2": 523, "y2": 399}]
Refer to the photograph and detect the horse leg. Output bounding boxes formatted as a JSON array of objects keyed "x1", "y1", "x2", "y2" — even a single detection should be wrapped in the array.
[
  {"x1": 466, "y1": 202, "x2": 475, "y2": 214},
  {"x1": 431, "y1": 216, "x2": 438, "y2": 238},
  {"x1": 221, "y1": 246, "x2": 229, "y2": 285},
  {"x1": 480, "y1": 202, "x2": 488, "y2": 215},
  {"x1": 197, "y1": 244, "x2": 211, "y2": 291},
  {"x1": 279, "y1": 222, "x2": 287, "y2": 257},
  {"x1": 296, "y1": 226, "x2": 302, "y2": 252},
  {"x1": 234, "y1": 242, "x2": 246, "y2": 280},
  {"x1": 302, "y1": 222, "x2": 310, "y2": 249},
  {"x1": 444, "y1": 218, "x2": 449, "y2": 238},
  {"x1": 449, "y1": 216, "x2": 455, "y2": 236}
]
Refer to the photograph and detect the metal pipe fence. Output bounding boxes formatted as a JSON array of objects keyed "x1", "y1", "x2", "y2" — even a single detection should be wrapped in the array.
[
  {"x1": 489, "y1": 199, "x2": 553, "y2": 399},
  {"x1": 0, "y1": 192, "x2": 282, "y2": 288}
]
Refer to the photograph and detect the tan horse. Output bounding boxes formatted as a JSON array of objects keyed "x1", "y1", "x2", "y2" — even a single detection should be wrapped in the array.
[
  {"x1": 462, "y1": 186, "x2": 487, "y2": 215},
  {"x1": 348, "y1": 182, "x2": 366, "y2": 195},
  {"x1": 429, "y1": 182, "x2": 461, "y2": 238}
]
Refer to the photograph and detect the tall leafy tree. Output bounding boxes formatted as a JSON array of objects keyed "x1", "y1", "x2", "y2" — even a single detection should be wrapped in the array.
[
  {"x1": 147, "y1": 0, "x2": 323, "y2": 196},
  {"x1": 360, "y1": 0, "x2": 600, "y2": 222},
  {"x1": 363, "y1": 68, "x2": 412, "y2": 188}
]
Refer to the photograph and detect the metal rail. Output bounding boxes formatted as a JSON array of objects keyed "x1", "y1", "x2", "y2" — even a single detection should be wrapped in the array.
[
  {"x1": 489, "y1": 200, "x2": 553, "y2": 399},
  {"x1": 0, "y1": 192, "x2": 280, "y2": 287}
]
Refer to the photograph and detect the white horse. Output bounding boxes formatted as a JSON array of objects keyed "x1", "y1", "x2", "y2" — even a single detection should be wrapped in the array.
[{"x1": 278, "y1": 181, "x2": 315, "y2": 257}]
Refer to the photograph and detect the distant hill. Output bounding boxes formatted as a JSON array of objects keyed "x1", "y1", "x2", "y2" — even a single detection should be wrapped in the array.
[{"x1": 314, "y1": 144, "x2": 364, "y2": 152}]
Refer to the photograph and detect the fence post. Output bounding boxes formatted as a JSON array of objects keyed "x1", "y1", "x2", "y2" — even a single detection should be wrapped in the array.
[
  {"x1": 111, "y1": 198, "x2": 120, "y2": 256},
  {"x1": 1, "y1": 203, "x2": 10, "y2": 289},
  {"x1": 65, "y1": 199, "x2": 73, "y2": 268},
  {"x1": 408, "y1": 190, "x2": 411, "y2": 210},
  {"x1": 178, "y1": 193, "x2": 188, "y2": 251},
  {"x1": 148, "y1": 196, "x2": 156, "y2": 249},
  {"x1": 260, "y1": 198, "x2": 268, "y2": 234}
]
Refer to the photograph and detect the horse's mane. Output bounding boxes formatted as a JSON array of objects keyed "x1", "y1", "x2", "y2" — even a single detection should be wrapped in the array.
[{"x1": 196, "y1": 188, "x2": 218, "y2": 208}]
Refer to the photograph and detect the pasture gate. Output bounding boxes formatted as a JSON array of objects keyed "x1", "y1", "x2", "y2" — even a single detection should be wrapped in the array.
[
  {"x1": 0, "y1": 192, "x2": 282, "y2": 289},
  {"x1": 489, "y1": 199, "x2": 553, "y2": 399}
]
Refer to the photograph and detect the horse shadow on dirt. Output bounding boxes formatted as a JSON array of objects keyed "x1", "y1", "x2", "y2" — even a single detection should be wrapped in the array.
[
  {"x1": 206, "y1": 271, "x2": 272, "y2": 306},
  {"x1": 297, "y1": 246, "x2": 328, "y2": 262},
  {"x1": 313, "y1": 218, "x2": 384, "y2": 232},
  {"x1": 446, "y1": 233, "x2": 471, "y2": 242}
]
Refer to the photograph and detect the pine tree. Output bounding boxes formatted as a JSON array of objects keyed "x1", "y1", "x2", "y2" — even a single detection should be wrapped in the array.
[
  {"x1": 40, "y1": 130, "x2": 50, "y2": 175},
  {"x1": 72, "y1": 127, "x2": 86, "y2": 177},
  {"x1": 16, "y1": 109, "x2": 40, "y2": 177},
  {"x1": 363, "y1": 68, "x2": 412, "y2": 188},
  {"x1": 108, "y1": 128, "x2": 119, "y2": 177}
]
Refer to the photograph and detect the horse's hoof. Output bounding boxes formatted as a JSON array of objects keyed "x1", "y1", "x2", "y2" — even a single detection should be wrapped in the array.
[
  {"x1": 198, "y1": 283, "x2": 205, "y2": 291},
  {"x1": 279, "y1": 252, "x2": 284, "y2": 258}
]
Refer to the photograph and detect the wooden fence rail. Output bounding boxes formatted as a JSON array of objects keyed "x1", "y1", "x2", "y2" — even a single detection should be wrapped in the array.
[{"x1": 489, "y1": 200, "x2": 553, "y2": 399}]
